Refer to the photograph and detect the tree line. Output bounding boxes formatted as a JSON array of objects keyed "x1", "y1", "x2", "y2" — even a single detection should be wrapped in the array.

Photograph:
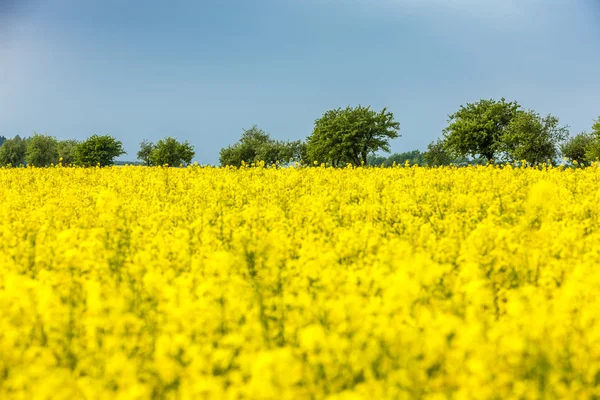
[
  {"x1": 220, "y1": 100, "x2": 599, "y2": 167},
  {"x1": 1, "y1": 98, "x2": 599, "y2": 167},
  {"x1": 0, "y1": 134, "x2": 195, "y2": 167}
]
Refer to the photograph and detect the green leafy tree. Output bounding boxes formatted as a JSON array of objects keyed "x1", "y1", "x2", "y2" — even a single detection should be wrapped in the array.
[
  {"x1": 149, "y1": 137, "x2": 195, "y2": 166},
  {"x1": 592, "y1": 117, "x2": 600, "y2": 137},
  {"x1": 368, "y1": 150, "x2": 423, "y2": 166},
  {"x1": 137, "y1": 140, "x2": 156, "y2": 166},
  {"x1": 585, "y1": 141, "x2": 600, "y2": 163},
  {"x1": 0, "y1": 136, "x2": 6, "y2": 147},
  {"x1": 219, "y1": 125, "x2": 303, "y2": 167},
  {"x1": 256, "y1": 139, "x2": 305, "y2": 165},
  {"x1": 423, "y1": 139, "x2": 455, "y2": 166},
  {"x1": 57, "y1": 139, "x2": 79, "y2": 165},
  {"x1": 0, "y1": 135, "x2": 27, "y2": 166},
  {"x1": 288, "y1": 140, "x2": 307, "y2": 164},
  {"x1": 386, "y1": 150, "x2": 423, "y2": 166},
  {"x1": 220, "y1": 125, "x2": 271, "y2": 167},
  {"x1": 499, "y1": 111, "x2": 569, "y2": 164},
  {"x1": 366, "y1": 154, "x2": 388, "y2": 166},
  {"x1": 583, "y1": 117, "x2": 600, "y2": 162},
  {"x1": 74, "y1": 134, "x2": 126, "y2": 167},
  {"x1": 306, "y1": 105, "x2": 400, "y2": 166},
  {"x1": 443, "y1": 98, "x2": 521, "y2": 161},
  {"x1": 25, "y1": 133, "x2": 59, "y2": 166},
  {"x1": 560, "y1": 133, "x2": 594, "y2": 164}
]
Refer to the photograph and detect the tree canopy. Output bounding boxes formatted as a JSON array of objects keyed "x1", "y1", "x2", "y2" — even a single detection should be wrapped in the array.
[
  {"x1": 57, "y1": 139, "x2": 79, "y2": 165},
  {"x1": 25, "y1": 133, "x2": 59, "y2": 167},
  {"x1": 0, "y1": 136, "x2": 27, "y2": 166},
  {"x1": 592, "y1": 117, "x2": 600, "y2": 137},
  {"x1": 582, "y1": 117, "x2": 600, "y2": 163},
  {"x1": 74, "y1": 135, "x2": 126, "y2": 167},
  {"x1": 443, "y1": 98, "x2": 521, "y2": 161},
  {"x1": 367, "y1": 150, "x2": 423, "y2": 166},
  {"x1": 149, "y1": 137, "x2": 195, "y2": 166},
  {"x1": 137, "y1": 140, "x2": 156, "y2": 166},
  {"x1": 423, "y1": 140, "x2": 455, "y2": 166},
  {"x1": 561, "y1": 133, "x2": 593, "y2": 164},
  {"x1": 219, "y1": 125, "x2": 303, "y2": 167},
  {"x1": 499, "y1": 111, "x2": 569, "y2": 164},
  {"x1": 557, "y1": 117, "x2": 600, "y2": 164},
  {"x1": 0, "y1": 107, "x2": 593, "y2": 168},
  {"x1": 306, "y1": 106, "x2": 400, "y2": 166}
]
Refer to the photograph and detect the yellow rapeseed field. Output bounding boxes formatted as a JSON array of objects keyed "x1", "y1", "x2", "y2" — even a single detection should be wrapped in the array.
[{"x1": 1, "y1": 164, "x2": 600, "y2": 399}]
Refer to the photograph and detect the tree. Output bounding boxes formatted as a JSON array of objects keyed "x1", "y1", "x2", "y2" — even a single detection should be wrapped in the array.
[
  {"x1": 423, "y1": 139, "x2": 454, "y2": 166},
  {"x1": 560, "y1": 133, "x2": 594, "y2": 164},
  {"x1": 0, "y1": 136, "x2": 6, "y2": 147},
  {"x1": 386, "y1": 150, "x2": 423, "y2": 166},
  {"x1": 255, "y1": 139, "x2": 305, "y2": 165},
  {"x1": 585, "y1": 141, "x2": 600, "y2": 163},
  {"x1": 592, "y1": 117, "x2": 600, "y2": 137},
  {"x1": 368, "y1": 150, "x2": 423, "y2": 166},
  {"x1": 74, "y1": 134, "x2": 126, "y2": 167},
  {"x1": 57, "y1": 139, "x2": 79, "y2": 165},
  {"x1": 306, "y1": 105, "x2": 400, "y2": 166},
  {"x1": 0, "y1": 135, "x2": 27, "y2": 166},
  {"x1": 137, "y1": 140, "x2": 155, "y2": 166},
  {"x1": 557, "y1": 118, "x2": 600, "y2": 164},
  {"x1": 366, "y1": 154, "x2": 388, "y2": 166},
  {"x1": 584, "y1": 117, "x2": 600, "y2": 163},
  {"x1": 219, "y1": 125, "x2": 303, "y2": 167},
  {"x1": 220, "y1": 125, "x2": 271, "y2": 167},
  {"x1": 443, "y1": 98, "x2": 521, "y2": 161},
  {"x1": 149, "y1": 137, "x2": 195, "y2": 166},
  {"x1": 25, "y1": 133, "x2": 59, "y2": 166},
  {"x1": 499, "y1": 111, "x2": 569, "y2": 164}
]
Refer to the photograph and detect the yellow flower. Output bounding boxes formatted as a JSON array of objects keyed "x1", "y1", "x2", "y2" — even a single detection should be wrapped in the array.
[{"x1": 0, "y1": 164, "x2": 598, "y2": 398}]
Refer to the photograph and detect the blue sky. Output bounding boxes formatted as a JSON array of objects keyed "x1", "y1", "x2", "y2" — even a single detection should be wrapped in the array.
[{"x1": 1, "y1": 0, "x2": 599, "y2": 164}]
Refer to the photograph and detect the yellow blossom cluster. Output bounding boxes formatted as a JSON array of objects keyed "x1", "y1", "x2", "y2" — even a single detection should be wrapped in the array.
[{"x1": 1, "y1": 164, "x2": 600, "y2": 399}]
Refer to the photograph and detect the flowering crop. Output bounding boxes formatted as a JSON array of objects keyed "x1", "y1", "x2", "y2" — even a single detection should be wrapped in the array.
[{"x1": 1, "y1": 164, "x2": 600, "y2": 399}]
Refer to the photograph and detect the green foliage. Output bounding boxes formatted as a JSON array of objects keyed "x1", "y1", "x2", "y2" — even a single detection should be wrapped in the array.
[
  {"x1": 0, "y1": 135, "x2": 27, "y2": 166},
  {"x1": 560, "y1": 133, "x2": 594, "y2": 164},
  {"x1": 25, "y1": 133, "x2": 59, "y2": 167},
  {"x1": 583, "y1": 140, "x2": 600, "y2": 163},
  {"x1": 0, "y1": 136, "x2": 6, "y2": 147},
  {"x1": 386, "y1": 150, "x2": 423, "y2": 166},
  {"x1": 57, "y1": 139, "x2": 79, "y2": 165},
  {"x1": 423, "y1": 139, "x2": 455, "y2": 166},
  {"x1": 366, "y1": 155, "x2": 387, "y2": 166},
  {"x1": 583, "y1": 117, "x2": 600, "y2": 163},
  {"x1": 219, "y1": 125, "x2": 303, "y2": 167},
  {"x1": 219, "y1": 125, "x2": 269, "y2": 167},
  {"x1": 149, "y1": 137, "x2": 195, "y2": 167},
  {"x1": 306, "y1": 105, "x2": 400, "y2": 166},
  {"x1": 255, "y1": 139, "x2": 305, "y2": 166},
  {"x1": 592, "y1": 117, "x2": 600, "y2": 137},
  {"x1": 113, "y1": 160, "x2": 144, "y2": 166},
  {"x1": 367, "y1": 145, "x2": 483, "y2": 167},
  {"x1": 443, "y1": 98, "x2": 521, "y2": 161},
  {"x1": 137, "y1": 140, "x2": 156, "y2": 166},
  {"x1": 367, "y1": 150, "x2": 423, "y2": 166},
  {"x1": 74, "y1": 134, "x2": 126, "y2": 167},
  {"x1": 499, "y1": 111, "x2": 569, "y2": 164}
]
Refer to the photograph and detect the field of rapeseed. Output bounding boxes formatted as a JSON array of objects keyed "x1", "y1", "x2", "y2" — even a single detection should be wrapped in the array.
[{"x1": 1, "y1": 164, "x2": 600, "y2": 399}]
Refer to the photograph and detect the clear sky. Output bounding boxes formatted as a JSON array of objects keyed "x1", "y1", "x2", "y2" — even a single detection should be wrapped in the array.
[{"x1": 1, "y1": 0, "x2": 599, "y2": 164}]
